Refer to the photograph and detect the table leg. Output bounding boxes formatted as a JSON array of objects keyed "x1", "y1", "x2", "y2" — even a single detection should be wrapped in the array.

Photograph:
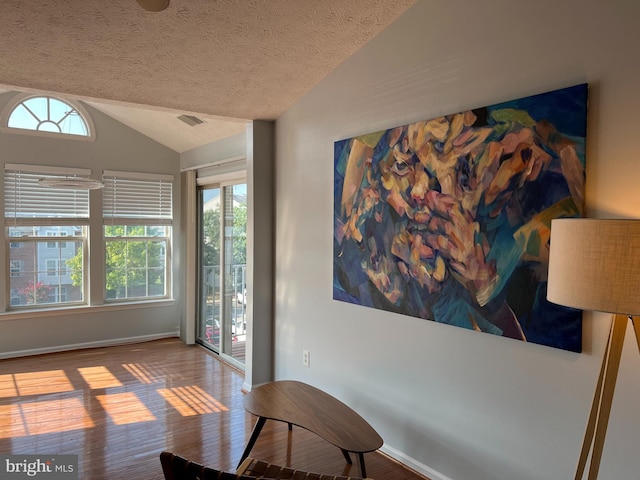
[
  {"x1": 341, "y1": 449, "x2": 352, "y2": 464},
  {"x1": 286, "y1": 423, "x2": 293, "y2": 466},
  {"x1": 237, "y1": 416, "x2": 267, "y2": 468},
  {"x1": 358, "y1": 453, "x2": 367, "y2": 478}
]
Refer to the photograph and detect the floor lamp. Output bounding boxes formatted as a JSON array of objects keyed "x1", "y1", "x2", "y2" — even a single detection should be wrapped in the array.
[{"x1": 547, "y1": 218, "x2": 640, "y2": 480}]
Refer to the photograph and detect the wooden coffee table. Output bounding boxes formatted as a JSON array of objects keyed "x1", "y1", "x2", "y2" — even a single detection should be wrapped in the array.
[{"x1": 238, "y1": 380, "x2": 383, "y2": 478}]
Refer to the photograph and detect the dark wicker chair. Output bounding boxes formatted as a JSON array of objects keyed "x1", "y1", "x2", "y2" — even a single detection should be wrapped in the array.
[
  {"x1": 160, "y1": 451, "x2": 250, "y2": 480},
  {"x1": 159, "y1": 451, "x2": 372, "y2": 480}
]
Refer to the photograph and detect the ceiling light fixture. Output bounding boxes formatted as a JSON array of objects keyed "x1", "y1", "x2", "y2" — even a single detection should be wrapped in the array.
[
  {"x1": 38, "y1": 177, "x2": 105, "y2": 190},
  {"x1": 136, "y1": 0, "x2": 170, "y2": 12}
]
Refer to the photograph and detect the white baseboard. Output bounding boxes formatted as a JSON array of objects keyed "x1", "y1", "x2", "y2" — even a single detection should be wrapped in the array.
[
  {"x1": 380, "y1": 444, "x2": 454, "y2": 480},
  {"x1": 0, "y1": 331, "x2": 180, "y2": 359}
]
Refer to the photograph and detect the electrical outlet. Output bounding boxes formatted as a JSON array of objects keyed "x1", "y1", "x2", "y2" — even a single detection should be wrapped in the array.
[{"x1": 302, "y1": 349, "x2": 310, "y2": 367}]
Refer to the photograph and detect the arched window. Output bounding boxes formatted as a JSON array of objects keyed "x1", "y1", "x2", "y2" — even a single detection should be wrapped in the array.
[{"x1": 2, "y1": 94, "x2": 95, "y2": 140}]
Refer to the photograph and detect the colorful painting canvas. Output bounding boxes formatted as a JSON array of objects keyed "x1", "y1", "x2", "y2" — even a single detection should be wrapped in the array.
[{"x1": 333, "y1": 84, "x2": 587, "y2": 352}]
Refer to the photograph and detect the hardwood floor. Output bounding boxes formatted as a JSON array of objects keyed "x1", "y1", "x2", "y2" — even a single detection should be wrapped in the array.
[{"x1": 0, "y1": 338, "x2": 428, "y2": 479}]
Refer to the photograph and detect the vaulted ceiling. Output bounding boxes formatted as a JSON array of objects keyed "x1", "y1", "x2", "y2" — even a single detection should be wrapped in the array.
[{"x1": 0, "y1": 0, "x2": 414, "y2": 152}]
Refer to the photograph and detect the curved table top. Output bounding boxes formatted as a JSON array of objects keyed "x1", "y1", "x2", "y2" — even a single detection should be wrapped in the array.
[{"x1": 244, "y1": 380, "x2": 383, "y2": 453}]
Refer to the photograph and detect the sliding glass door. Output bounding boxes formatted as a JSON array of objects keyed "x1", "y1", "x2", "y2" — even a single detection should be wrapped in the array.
[{"x1": 197, "y1": 182, "x2": 247, "y2": 368}]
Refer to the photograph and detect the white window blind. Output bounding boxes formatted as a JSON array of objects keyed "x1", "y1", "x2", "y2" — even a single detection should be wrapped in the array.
[
  {"x1": 103, "y1": 170, "x2": 173, "y2": 224},
  {"x1": 4, "y1": 164, "x2": 90, "y2": 223}
]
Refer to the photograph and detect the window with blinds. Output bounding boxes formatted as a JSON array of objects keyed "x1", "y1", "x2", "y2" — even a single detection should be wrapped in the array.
[
  {"x1": 4, "y1": 164, "x2": 89, "y2": 309},
  {"x1": 4, "y1": 164, "x2": 90, "y2": 223},
  {"x1": 102, "y1": 170, "x2": 174, "y2": 302},
  {"x1": 2, "y1": 165, "x2": 175, "y2": 310},
  {"x1": 102, "y1": 170, "x2": 173, "y2": 224}
]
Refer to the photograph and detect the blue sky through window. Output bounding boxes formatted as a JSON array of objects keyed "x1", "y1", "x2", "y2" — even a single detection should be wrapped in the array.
[{"x1": 7, "y1": 96, "x2": 89, "y2": 136}]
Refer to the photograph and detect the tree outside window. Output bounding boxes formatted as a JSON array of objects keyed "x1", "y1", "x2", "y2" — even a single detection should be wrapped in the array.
[
  {"x1": 203, "y1": 203, "x2": 246, "y2": 267},
  {"x1": 68, "y1": 225, "x2": 168, "y2": 300}
]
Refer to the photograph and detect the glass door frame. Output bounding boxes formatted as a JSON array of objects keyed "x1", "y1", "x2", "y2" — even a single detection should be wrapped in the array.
[{"x1": 196, "y1": 178, "x2": 247, "y2": 371}]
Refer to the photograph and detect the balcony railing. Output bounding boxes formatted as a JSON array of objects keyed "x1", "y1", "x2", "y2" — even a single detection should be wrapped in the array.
[{"x1": 201, "y1": 264, "x2": 246, "y2": 338}]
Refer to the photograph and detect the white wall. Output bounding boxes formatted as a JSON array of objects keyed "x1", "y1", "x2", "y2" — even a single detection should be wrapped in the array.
[
  {"x1": 0, "y1": 94, "x2": 181, "y2": 356},
  {"x1": 274, "y1": 1, "x2": 640, "y2": 479}
]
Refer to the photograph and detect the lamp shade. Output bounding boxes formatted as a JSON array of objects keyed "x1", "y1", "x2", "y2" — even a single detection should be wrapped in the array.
[{"x1": 547, "y1": 218, "x2": 640, "y2": 315}]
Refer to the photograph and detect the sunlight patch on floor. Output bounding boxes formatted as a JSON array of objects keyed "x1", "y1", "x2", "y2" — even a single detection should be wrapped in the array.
[
  {"x1": 78, "y1": 366, "x2": 123, "y2": 389},
  {"x1": 157, "y1": 385, "x2": 228, "y2": 416},
  {"x1": 96, "y1": 392, "x2": 157, "y2": 425},
  {"x1": 0, "y1": 398, "x2": 94, "y2": 437}
]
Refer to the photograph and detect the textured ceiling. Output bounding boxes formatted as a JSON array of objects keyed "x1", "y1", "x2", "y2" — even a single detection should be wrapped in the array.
[{"x1": 0, "y1": 0, "x2": 414, "y2": 152}]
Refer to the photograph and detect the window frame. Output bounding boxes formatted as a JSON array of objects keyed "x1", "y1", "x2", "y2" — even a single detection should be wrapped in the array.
[
  {"x1": 4, "y1": 164, "x2": 91, "y2": 310},
  {"x1": 6, "y1": 228, "x2": 88, "y2": 309},
  {"x1": 46, "y1": 232, "x2": 57, "y2": 249},
  {"x1": 46, "y1": 259, "x2": 57, "y2": 276},
  {"x1": 9, "y1": 260, "x2": 22, "y2": 278},
  {"x1": 104, "y1": 226, "x2": 171, "y2": 301},
  {"x1": 102, "y1": 171, "x2": 174, "y2": 304},
  {"x1": 0, "y1": 93, "x2": 96, "y2": 142},
  {"x1": 10, "y1": 288, "x2": 21, "y2": 306}
]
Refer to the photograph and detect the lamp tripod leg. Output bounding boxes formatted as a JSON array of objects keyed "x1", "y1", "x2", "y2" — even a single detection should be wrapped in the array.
[
  {"x1": 574, "y1": 326, "x2": 609, "y2": 480},
  {"x1": 575, "y1": 314, "x2": 627, "y2": 480}
]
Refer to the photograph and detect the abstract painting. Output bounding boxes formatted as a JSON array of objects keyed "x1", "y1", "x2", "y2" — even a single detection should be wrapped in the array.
[{"x1": 333, "y1": 84, "x2": 588, "y2": 352}]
